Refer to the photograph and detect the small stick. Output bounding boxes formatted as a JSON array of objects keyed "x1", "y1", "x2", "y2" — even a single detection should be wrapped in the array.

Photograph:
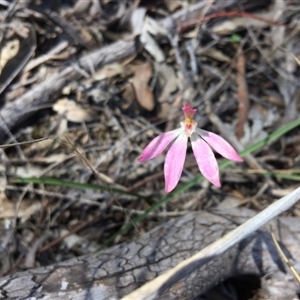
[{"x1": 270, "y1": 226, "x2": 300, "y2": 284}]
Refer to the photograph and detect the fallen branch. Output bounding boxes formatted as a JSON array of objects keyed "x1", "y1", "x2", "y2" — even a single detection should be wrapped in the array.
[
  {"x1": 0, "y1": 38, "x2": 137, "y2": 141},
  {"x1": 1, "y1": 201, "x2": 300, "y2": 299},
  {"x1": 122, "y1": 186, "x2": 300, "y2": 299}
]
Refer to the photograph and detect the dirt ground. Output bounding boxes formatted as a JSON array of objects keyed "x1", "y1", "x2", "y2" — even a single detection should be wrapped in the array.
[{"x1": 0, "y1": 0, "x2": 300, "y2": 297}]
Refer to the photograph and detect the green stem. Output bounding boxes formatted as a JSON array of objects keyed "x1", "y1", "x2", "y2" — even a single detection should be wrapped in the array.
[{"x1": 13, "y1": 177, "x2": 150, "y2": 200}]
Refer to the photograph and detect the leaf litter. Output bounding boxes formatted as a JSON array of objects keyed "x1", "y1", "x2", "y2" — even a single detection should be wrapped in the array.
[{"x1": 0, "y1": 0, "x2": 300, "y2": 298}]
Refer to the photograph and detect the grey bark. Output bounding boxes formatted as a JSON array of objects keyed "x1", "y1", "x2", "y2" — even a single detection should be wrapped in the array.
[{"x1": 0, "y1": 208, "x2": 299, "y2": 299}]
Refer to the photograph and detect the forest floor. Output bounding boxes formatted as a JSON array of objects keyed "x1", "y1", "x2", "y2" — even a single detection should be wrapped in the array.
[{"x1": 0, "y1": 1, "x2": 300, "y2": 296}]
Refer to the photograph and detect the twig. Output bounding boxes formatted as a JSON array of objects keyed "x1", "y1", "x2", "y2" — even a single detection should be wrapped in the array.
[
  {"x1": 270, "y1": 226, "x2": 300, "y2": 284},
  {"x1": 179, "y1": 10, "x2": 294, "y2": 33},
  {"x1": 235, "y1": 46, "x2": 249, "y2": 139}
]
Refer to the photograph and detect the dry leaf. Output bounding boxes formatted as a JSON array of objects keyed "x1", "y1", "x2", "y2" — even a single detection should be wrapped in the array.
[
  {"x1": 131, "y1": 10, "x2": 166, "y2": 62},
  {"x1": 203, "y1": 49, "x2": 231, "y2": 63},
  {"x1": 131, "y1": 7, "x2": 147, "y2": 36},
  {"x1": 0, "y1": 40, "x2": 20, "y2": 74},
  {"x1": 0, "y1": 194, "x2": 42, "y2": 219},
  {"x1": 121, "y1": 82, "x2": 135, "y2": 110},
  {"x1": 240, "y1": 104, "x2": 279, "y2": 146},
  {"x1": 212, "y1": 20, "x2": 241, "y2": 35},
  {"x1": 93, "y1": 63, "x2": 128, "y2": 81},
  {"x1": 36, "y1": 153, "x2": 67, "y2": 164},
  {"x1": 130, "y1": 63, "x2": 155, "y2": 111},
  {"x1": 141, "y1": 16, "x2": 167, "y2": 62},
  {"x1": 0, "y1": 165, "x2": 7, "y2": 194},
  {"x1": 144, "y1": 16, "x2": 168, "y2": 37},
  {"x1": 156, "y1": 63, "x2": 179, "y2": 102},
  {"x1": 73, "y1": 0, "x2": 92, "y2": 15},
  {"x1": 89, "y1": 0, "x2": 101, "y2": 17},
  {"x1": 0, "y1": 162, "x2": 43, "y2": 219},
  {"x1": 163, "y1": 0, "x2": 182, "y2": 12},
  {"x1": 14, "y1": 166, "x2": 45, "y2": 178},
  {"x1": 217, "y1": 196, "x2": 241, "y2": 210},
  {"x1": 140, "y1": 31, "x2": 165, "y2": 62},
  {"x1": 53, "y1": 98, "x2": 97, "y2": 123}
]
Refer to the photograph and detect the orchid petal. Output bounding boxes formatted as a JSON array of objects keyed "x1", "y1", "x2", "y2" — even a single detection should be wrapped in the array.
[
  {"x1": 191, "y1": 134, "x2": 221, "y2": 187},
  {"x1": 196, "y1": 129, "x2": 243, "y2": 162},
  {"x1": 164, "y1": 132, "x2": 188, "y2": 193},
  {"x1": 138, "y1": 128, "x2": 183, "y2": 162}
]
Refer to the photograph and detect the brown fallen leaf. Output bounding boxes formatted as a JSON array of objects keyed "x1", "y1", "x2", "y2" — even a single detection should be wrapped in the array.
[
  {"x1": 0, "y1": 192, "x2": 42, "y2": 220},
  {"x1": 130, "y1": 62, "x2": 155, "y2": 111},
  {"x1": 53, "y1": 98, "x2": 97, "y2": 123},
  {"x1": 121, "y1": 82, "x2": 136, "y2": 110}
]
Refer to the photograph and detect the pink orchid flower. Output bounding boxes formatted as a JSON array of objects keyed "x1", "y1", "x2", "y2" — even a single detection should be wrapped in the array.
[{"x1": 138, "y1": 102, "x2": 243, "y2": 193}]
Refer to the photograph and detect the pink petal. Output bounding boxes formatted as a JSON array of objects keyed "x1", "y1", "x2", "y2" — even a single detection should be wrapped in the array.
[
  {"x1": 138, "y1": 128, "x2": 183, "y2": 162},
  {"x1": 164, "y1": 132, "x2": 188, "y2": 193},
  {"x1": 191, "y1": 134, "x2": 221, "y2": 187},
  {"x1": 196, "y1": 129, "x2": 243, "y2": 162}
]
